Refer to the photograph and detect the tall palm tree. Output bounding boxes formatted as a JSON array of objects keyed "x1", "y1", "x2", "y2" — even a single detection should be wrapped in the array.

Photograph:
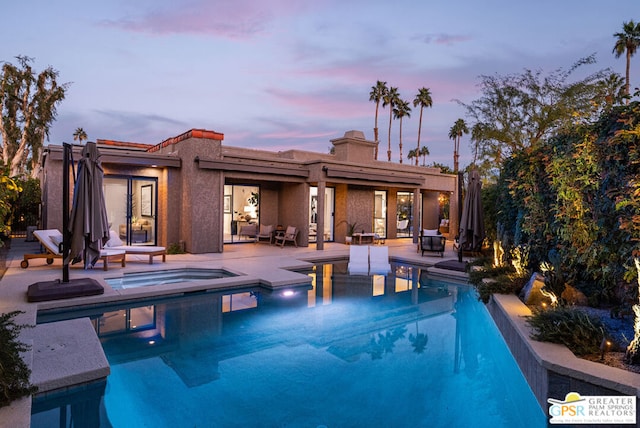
[
  {"x1": 613, "y1": 20, "x2": 640, "y2": 104},
  {"x1": 73, "y1": 127, "x2": 87, "y2": 144},
  {"x1": 383, "y1": 87, "x2": 400, "y2": 162},
  {"x1": 419, "y1": 145, "x2": 430, "y2": 166},
  {"x1": 413, "y1": 87, "x2": 433, "y2": 166},
  {"x1": 369, "y1": 81, "x2": 388, "y2": 159},
  {"x1": 470, "y1": 123, "x2": 485, "y2": 165},
  {"x1": 407, "y1": 148, "x2": 418, "y2": 165},
  {"x1": 448, "y1": 118, "x2": 468, "y2": 172},
  {"x1": 393, "y1": 99, "x2": 411, "y2": 163}
]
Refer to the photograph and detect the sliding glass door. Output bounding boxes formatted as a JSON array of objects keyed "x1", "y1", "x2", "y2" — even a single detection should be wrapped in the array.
[
  {"x1": 309, "y1": 186, "x2": 335, "y2": 242},
  {"x1": 104, "y1": 176, "x2": 158, "y2": 245},
  {"x1": 374, "y1": 190, "x2": 387, "y2": 238},
  {"x1": 223, "y1": 184, "x2": 260, "y2": 243},
  {"x1": 396, "y1": 191, "x2": 413, "y2": 238}
]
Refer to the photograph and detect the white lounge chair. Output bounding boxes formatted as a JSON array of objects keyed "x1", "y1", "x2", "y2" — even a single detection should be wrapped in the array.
[
  {"x1": 22, "y1": 229, "x2": 126, "y2": 271},
  {"x1": 348, "y1": 244, "x2": 369, "y2": 275},
  {"x1": 104, "y1": 230, "x2": 166, "y2": 264},
  {"x1": 369, "y1": 245, "x2": 391, "y2": 275}
]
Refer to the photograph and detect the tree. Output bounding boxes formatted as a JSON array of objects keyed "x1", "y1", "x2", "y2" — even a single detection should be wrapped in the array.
[
  {"x1": 448, "y1": 118, "x2": 468, "y2": 172},
  {"x1": 0, "y1": 170, "x2": 20, "y2": 239},
  {"x1": 0, "y1": 56, "x2": 68, "y2": 178},
  {"x1": 369, "y1": 81, "x2": 388, "y2": 159},
  {"x1": 457, "y1": 56, "x2": 610, "y2": 173},
  {"x1": 393, "y1": 99, "x2": 411, "y2": 163},
  {"x1": 613, "y1": 20, "x2": 640, "y2": 103},
  {"x1": 413, "y1": 87, "x2": 433, "y2": 166},
  {"x1": 419, "y1": 145, "x2": 430, "y2": 166},
  {"x1": 73, "y1": 127, "x2": 87, "y2": 145},
  {"x1": 382, "y1": 86, "x2": 400, "y2": 161},
  {"x1": 407, "y1": 148, "x2": 418, "y2": 165},
  {"x1": 598, "y1": 72, "x2": 626, "y2": 107}
]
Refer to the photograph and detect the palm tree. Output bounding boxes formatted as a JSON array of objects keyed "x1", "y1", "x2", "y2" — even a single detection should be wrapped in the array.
[
  {"x1": 599, "y1": 72, "x2": 626, "y2": 107},
  {"x1": 413, "y1": 87, "x2": 433, "y2": 166},
  {"x1": 470, "y1": 123, "x2": 485, "y2": 165},
  {"x1": 369, "y1": 81, "x2": 388, "y2": 159},
  {"x1": 419, "y1": 145, "x2": 429, "y2": 166},
  {"x1": 383, "y1": 87, "x2": 400, "y2": 162},
  {"x1": 407, "y1": 148, "x2": 418, "y2": 165},
  {"x1": 613, "y1": 20, "x2": 640, "y2": 104},
  {"x1": 73, "y1": 127, "x2": 87, "y2": 144},
  {"x1": 448, "y1": 118, "x2": 468, "y2": 172},
  {"x1": 393, "y1": 99, "x2": 411, "y2": 163}
]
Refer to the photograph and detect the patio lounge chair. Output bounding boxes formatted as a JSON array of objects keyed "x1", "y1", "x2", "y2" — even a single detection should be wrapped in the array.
[
  {"x1": 369, "y1": 245, "x2": 391, "y2": 275},
  {"x1": 274, "y1": 226, "x2": 298, "y2": 247},
  {"x1": 22, "y1": 229, "x2": 126, "y2": 271},
  {"x1": 104, "y1": 230, "x2": 166, "y2": 264},
  {"x1": 256, "y1": 224, "x2": 274, "y2": 244},
  {"x1": 348, "y1": 244, "x2": 369, "y2": 275}
]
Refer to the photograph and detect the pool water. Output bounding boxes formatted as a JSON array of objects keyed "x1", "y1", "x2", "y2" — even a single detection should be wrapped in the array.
[{"x1": 32, "y1": 262, "x2": 546, "y2": 427}]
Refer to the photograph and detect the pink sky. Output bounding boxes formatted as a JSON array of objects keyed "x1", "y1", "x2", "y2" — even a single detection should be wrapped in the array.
[{"x1": 2, "y1": 0, "x2": 639, "y2": 168}]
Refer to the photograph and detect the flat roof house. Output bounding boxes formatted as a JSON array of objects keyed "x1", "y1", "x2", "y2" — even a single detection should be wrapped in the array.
[{"x1": 40, "y1": 129, "x2": 458, "y2": 253}]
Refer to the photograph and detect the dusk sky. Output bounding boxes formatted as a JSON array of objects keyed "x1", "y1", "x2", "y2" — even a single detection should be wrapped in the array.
[{"x1": 2, "y1": 1, "x2": 639, "y2": 168}]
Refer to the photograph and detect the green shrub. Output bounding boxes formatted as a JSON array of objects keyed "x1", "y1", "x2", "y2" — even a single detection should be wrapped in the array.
[
  {"x1": 526, "y1": 306, "x2": 607, "y2": 356},
  {"x1": 166, "y1": 242, "x2": 185, "y2": 254},
  {"x1": 0, "y1": 311, "x2": 37, "y2": 407},
  {"x1": 468, "y1": 262, "x2": 528, "y2": 303}
]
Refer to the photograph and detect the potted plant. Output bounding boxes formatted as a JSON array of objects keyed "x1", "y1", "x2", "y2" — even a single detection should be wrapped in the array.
[{"x1": 342, "y1": 221, "x2": 358, "y2": 244}]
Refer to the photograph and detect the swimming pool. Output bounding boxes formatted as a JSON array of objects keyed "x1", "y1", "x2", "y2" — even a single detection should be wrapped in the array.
[{"x1": 32, "y1": 262, "x2": 546, "y2": 427}]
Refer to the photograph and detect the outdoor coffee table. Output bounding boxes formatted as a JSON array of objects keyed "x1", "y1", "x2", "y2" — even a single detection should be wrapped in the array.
[
  {"x1": 100, "y1": 249, "x2": 126, "y2": 271},
  {"x1": 352, "y1": 233, "x2": 376, "y2": 245}
]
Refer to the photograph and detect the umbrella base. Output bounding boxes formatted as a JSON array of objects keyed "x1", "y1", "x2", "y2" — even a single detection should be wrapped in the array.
[
  {"x1": 27, "y1": 278, "x2": 104, "y2": 302},
  {"x1": 434, "y1": 259, "x2": 468, "y2": 272}
]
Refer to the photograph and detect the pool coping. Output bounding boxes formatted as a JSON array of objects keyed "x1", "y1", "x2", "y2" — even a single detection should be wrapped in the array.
[{"x1": 488, "y1": 293, "x2": 640, "y2": 420}]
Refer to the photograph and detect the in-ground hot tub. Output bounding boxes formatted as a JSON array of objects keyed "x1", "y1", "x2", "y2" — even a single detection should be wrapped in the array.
[{"x1": 105, "y1": 268, "x2": 239, "y2": 289}]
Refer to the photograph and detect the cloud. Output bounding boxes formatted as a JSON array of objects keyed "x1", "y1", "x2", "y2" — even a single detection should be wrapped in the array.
[
  {"x1": 102, "y1": 0, "x2": 311, "y2": 40},
  {"x1": 414, "y1": 33, "x2": 473, "y2": 46}
]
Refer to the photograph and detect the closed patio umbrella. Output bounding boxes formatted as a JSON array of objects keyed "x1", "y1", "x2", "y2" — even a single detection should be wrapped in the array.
[
  {"x1": 458, "y1": 169, "x2": 485, "y2": 256},
  {"x1": 67, "y1": 141, "x2": 110, "y2": 269}
]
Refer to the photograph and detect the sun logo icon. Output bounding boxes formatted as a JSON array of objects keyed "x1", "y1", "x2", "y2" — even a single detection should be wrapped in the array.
[
  {"x1": 548, "y1": 392, "x2": 586, "y2": 421},
  {"x1": 548, "y1": 392, "x2": 585, "y2": 405}
]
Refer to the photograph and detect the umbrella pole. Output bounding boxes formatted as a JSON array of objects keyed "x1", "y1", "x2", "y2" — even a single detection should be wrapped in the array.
[{"x1": 62, "y1": 142, "x2": 71, "y2": 283}]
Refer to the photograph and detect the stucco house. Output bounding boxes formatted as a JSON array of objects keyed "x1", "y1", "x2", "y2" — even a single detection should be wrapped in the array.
[{"x1": 40, "y1": 129, "x2": 458, "y2": 253}]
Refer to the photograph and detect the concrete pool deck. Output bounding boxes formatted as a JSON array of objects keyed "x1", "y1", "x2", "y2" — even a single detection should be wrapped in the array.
[{"x1": 1, "y1": 237, "x2": 639, "y2": 426}]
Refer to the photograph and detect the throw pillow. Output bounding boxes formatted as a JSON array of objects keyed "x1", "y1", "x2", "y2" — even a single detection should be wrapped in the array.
[{"x1": 106, "y1": 230, "x2": 124, "y2": 247}]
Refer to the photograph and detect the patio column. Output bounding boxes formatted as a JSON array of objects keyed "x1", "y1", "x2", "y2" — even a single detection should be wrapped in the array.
[
  {"x1": 413, "y1": 187, "x2": 420, "y2": 244},
  {"x1": 316, "y1": 181, "x2": 326, "y2": 250}
]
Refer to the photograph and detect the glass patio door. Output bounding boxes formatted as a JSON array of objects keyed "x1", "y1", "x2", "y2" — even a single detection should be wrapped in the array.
[
  {"x1": 104, "y1": 176, "x2": 158, "y2": 245},
  {"x1": 374, "y1": 190, "x2": 387, "y2": 238},
  {"x1": 223, "y1": 184, "x2": 260, "y2": 243},
  {"x1": 309, "y1": 186, "x2": 335, "y2": 242},
  {"x1": 396, "y1": 192, "x2": 413, "y2": 238}
]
